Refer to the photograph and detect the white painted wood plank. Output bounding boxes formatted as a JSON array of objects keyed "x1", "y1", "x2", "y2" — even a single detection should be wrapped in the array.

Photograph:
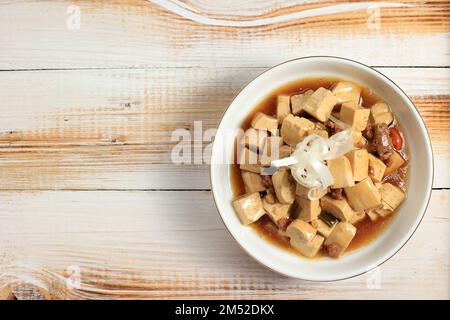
[
  {"x1": 0, "y1": 1, "x2": 448, "y2": 69},
  {"x1": 175, "y1": 0, "x2": 431, "y2": 18},
  {"x1": 0, "y1": 67, "x2": 448, "y2": 189},
  {"x1": 0, "y1": 190, "x2": 448, "y2": 299}
]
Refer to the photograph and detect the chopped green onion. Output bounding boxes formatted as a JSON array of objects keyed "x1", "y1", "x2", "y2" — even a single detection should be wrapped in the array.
[{"x1": 319, "y1": 212, "x2": 339, "y2": 227}]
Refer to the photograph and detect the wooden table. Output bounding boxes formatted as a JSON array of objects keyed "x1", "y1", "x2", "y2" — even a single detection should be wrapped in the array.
[{"x1": 0, "y1": 0, "x2": 448, "y2": 300}]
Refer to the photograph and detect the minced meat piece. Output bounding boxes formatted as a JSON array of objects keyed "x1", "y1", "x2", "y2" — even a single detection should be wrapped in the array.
[
  {"x1": 262, "y1": 175, "x2": 275, "y2": 194},
  {"x1": 369, "y1": 123, "x2": 393, "y2": 161},
  {"x1": 325, "y1": 243, "x2": 341, "y2": 258},
  {"x1": 324, "y1": 119, "x2": 343, "y2": 136},
  {"x1": 330, "y1": 188, "x2": 344, "y2": 200},
  {"x1": 383, "y1": 164, "x2": 408, "y2": 191},
  {"x1": 277, "y1": 217, "x2": 292, "y2": 231},
  {"x1": 362, "y1": 121, "x2": 373, "y2": 140}
]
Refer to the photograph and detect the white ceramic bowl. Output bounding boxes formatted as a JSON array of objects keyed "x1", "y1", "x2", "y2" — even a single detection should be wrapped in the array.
[{"x1": 210, "y1": 56, "x2": 433, "y2": 281}]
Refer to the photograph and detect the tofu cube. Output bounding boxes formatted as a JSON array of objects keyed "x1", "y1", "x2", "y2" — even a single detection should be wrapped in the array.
[
  {"x1": 327, "y1": 156, "x2": 355, "y2": 188},
  {"x1": 286, "y1": 219, "x2": 317, "y2": 242},
  {"x1": 260, "y1": 136, "x2": 283, "y2": 165},
  {"x1": 345, "y1": 149, "x2": 369, "y2": 182},
  {"x1": 291, "y1": 90, "x2": 313, "y2": 115},
  {"x1": 262, "y1": 196, "x2": 279, "y2": 213},
  {"x1": 324, "y1": 222, "x2": 357, "y2": 258},
  {"x1": 279, "y1": 145, "x2": 292, "y2": 159},
  {"x1": 251, "y1": 112, "x2": 278, "y2": 131},
  {"x1": 238, "y1": 147, "x2": 259, "y2": 165},
  {"x1": 379, "y1": 183, "x2": 405, "y2": 210},
  {"x1": 272, "y1": 168, "x2": 296, "y2": 204},
  {"x1": 265, "y1": 135, "x2": 284, "y2": 150},
  {"x1": 339, "y1": 102, "x2": 370, "y2": 131},
  {"x1": 366, "y1": 209, "x2": 379, "y2": 221},
  {"x1": 281, "y1": 114, "x2": 315, "y2": 147},
  {"x1": 262, "y1": 198, "x2": 291, "y2": 227},
  {"x1": 370, "y1": 101, "x2": 393, "y2": 125},
  {"x1": 240, "y1": 128, "x2": 266, "y2": 151},
  {"x1": 384, "y1": 151, "x2": 405, "y2": 176},
  {"x1": 375, "y1": 202, "x2": 394, "y2": 217},
  {"x1": 241, "y1": 171, "x2": 265, "y2": 193},
  {"x1": 287, "y1": 219, "x2": 326, "y2": 257},
  {"x1": 240, "y1": 163, "x2": 261, "y2": 173},
  {"x1": 273, "y1": 206, "x2": 292, "y2": 228},
  {"x1": 297, "y1": 197, "x2": 321, "y2": 222},
  {"x1": 291, "y1": 234, "x2": 325, "y2": 258},
  {"x1": 311, "y1": 218, "x2": 337, "y2": 238},
  {"x1": 320, "y1": 195, "x2": 355, "y2": 222},
  {"x1": 368, "y1": 153, "x2": 387, "y2": 183},
  {"x1": 238, "y1": 147, "x2": 262, "y2": 174},
  {"x1": 349, "y1": 211, "x2": 366, "y2": 225},
  {"x1": 353, "y1": 131, "x2": 367, "y2": 148},
  {"x1": 302, "y1": 87, "x2": 338, "y2": 122},
  {"x1": 232, "y1": 192, "x2": 265, "y2": 225},
  {"x1": 331, "y1": 81, "x2": 362, "y2": 104},
  {"x1": 344, "y1": 177, "x2": 382, "y2": 211},
  {"x1": 277, "y1": 95, "x2": 291, "y2": 124},
  {"x1": 296, "y1": 184, "x2": 328, "y2": 200}
]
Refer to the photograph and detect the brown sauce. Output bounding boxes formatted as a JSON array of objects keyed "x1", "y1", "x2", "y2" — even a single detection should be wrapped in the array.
[
  {"x1": 231, "y1": 77, "x2": 408, "y2": 258},
  {"x1": 251, "y1": 212, "x2": 394, "y2": 258}
]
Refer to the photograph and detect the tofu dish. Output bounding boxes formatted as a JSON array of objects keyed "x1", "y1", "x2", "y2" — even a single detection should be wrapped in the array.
[{"x1": 231, "y1": 78, "x2": 408, "y2": 259}]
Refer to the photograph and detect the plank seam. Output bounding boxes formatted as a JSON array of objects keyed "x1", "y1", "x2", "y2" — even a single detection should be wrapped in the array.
[
  {"x1": 0, "y1": 189, "x2": 213, "y2": 192},
  {"x1": 0, "y1": 66, "x2": 448, "y2": 72},
  {"x1": 0, "y1": 188, "x2": 446, "y2": 192}
]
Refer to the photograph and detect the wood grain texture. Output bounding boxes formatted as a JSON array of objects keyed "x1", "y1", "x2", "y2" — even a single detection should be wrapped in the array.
[
  {"x1": 0, "y1": 0, "x2": 448, "y2": 300},
  {"x1": 0, "y1": 0, "x2": 449, "y2": 69},
  {"x1": 0, "y1": 190, "x2": 448, "y2": 299},
  {"x1": 0, "y1": 67, "x2": 448, "y2": 190}
]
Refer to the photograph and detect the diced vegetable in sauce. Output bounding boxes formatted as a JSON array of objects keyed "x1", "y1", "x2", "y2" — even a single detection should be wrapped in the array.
[
  {"x1": 339, "y1": 102, "x2": 370, "y2": 131},
  {"x1": 324, "y1": 222, "x2": 357, "y2": 258},
  {"x1": 331, "y1": 81, "x2": 362, "y2": 104},
  {"x1": 327, "y1": 156, "x2": 355, "y2": 188},
  {"x1": 389, "y1": 128, "x2": 403, "y2": 151},
  {"x1": 281, "y1": 114, "x2": 314, "y2": 147},
  {"x1": 320, "y1": 195, "x2": 354, "y2": 222},
  {"x1": 231, "y1": 78, "x2": 408, "y2": 259},
  {"x1": 302, "y1": 87, "x2": 338, "y2": 122},
  {"x1": 318, "y1": 211, "x2": 339, "y2": 228}
]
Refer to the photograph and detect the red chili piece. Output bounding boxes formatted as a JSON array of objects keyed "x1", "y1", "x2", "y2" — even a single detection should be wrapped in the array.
[{"x1": 389, "y1": 127, "x2": 403, "y2": 150}]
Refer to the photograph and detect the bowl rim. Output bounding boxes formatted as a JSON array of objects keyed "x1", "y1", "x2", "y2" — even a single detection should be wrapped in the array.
[{"x1": 209, "y1": 55, "x2": 434, "y2": 281}]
